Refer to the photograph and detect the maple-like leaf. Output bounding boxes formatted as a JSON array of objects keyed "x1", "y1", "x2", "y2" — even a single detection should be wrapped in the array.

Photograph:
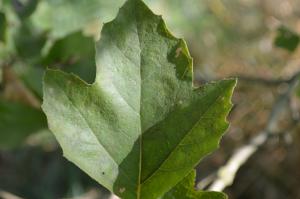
[{"x1": 42, "y1": 0, "x2": 236, "y2": 198}]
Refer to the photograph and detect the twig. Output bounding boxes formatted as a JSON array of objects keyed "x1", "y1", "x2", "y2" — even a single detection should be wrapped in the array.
[
  {"x1": 0, "y1": 190, "x2": 23, "y2": 199},
  {"x1": 109, "y1": 195, "x2": 120, "y2": 199},
  {"x1": 65, "y1": 189, "x2": 107, "y2": 199},
  {"x1": 203, "y1": 71, "x2": 300, "y2": 192},
  {"x1": 237, "y1": 75, "x2": 289, "y2": 86},
  {"x1": 197, "y1": 74, "x2": 294, "y2": 87}
]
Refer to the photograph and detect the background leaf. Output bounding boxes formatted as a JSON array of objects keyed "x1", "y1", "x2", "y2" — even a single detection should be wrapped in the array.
[
  {"x1": 31, "y1": 0, "x2": 126, "y2": 39},
  {"x1": 0, "y1": 12, "x2": 6, "y2": 42},
  {"x1": 43, "y1": 32, "x2": 96, "y2": 84},
  {"x1": 274, "y1": 26, "x2": 300, "y2": 52},
  {"x1": 0, "y1": 100, "x2": 47, "y2": 149},
  {"x1": 12, "y1": 0, "x2": 38, "y2": 19}
]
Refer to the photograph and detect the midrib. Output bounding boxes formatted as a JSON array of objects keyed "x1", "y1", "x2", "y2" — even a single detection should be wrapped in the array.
[{"x1": 136, "y1": 7, "x2": 143, "y2": 199}]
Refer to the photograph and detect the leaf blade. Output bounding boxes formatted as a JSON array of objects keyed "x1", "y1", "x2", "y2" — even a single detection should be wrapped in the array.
[
  {"x1": 42, "y1": 0, "x2": 236, "y2": 198},
  {"x1": 163, "y1": 170, "x2": 227, "y2": 199}
]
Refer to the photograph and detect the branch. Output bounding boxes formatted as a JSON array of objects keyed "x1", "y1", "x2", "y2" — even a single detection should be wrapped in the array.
[{"x1": 202, "y1": 71, "x2": 300, "y2": 192}]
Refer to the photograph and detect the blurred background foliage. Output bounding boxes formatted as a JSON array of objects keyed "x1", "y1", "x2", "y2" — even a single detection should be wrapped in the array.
[{"x1": 0, "y1": 0, "x2": 300, "y2": 199}]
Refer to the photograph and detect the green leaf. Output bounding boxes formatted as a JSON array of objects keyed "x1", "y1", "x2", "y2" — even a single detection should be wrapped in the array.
[
  {"x1": 0, "y1": 100, "x2": 47, "y2": 149},
  {"x1": 0, "y1": 12, "x2": 6, "y2": 42},
  {"x1": 274, "y1": 26, "x2": 300, "y2": 52},
  {"x1": 13, "y1": 32, "x2": 96, "y2": 100},
  {"x1": 14, "y1": 21, "x2": 47, "y2": 63},
  {"x1": 42, "y1": 0, "x2": 236, "y2": 198},
  {"x1": 16, "y1": 65, "x2": 45, "y2": 98},
  {"x1": 43, "y1": 32, "x2": 96, "y2": 84},
  {"x1": 163, "y1": 170, "x2": 226, "y2": 199},
  {"x1": 12, "y1": 0, "x2": 39, "y2": 19},
  {"x1": 31, "y1": 0, "x2": 126, "y2": 39}
]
